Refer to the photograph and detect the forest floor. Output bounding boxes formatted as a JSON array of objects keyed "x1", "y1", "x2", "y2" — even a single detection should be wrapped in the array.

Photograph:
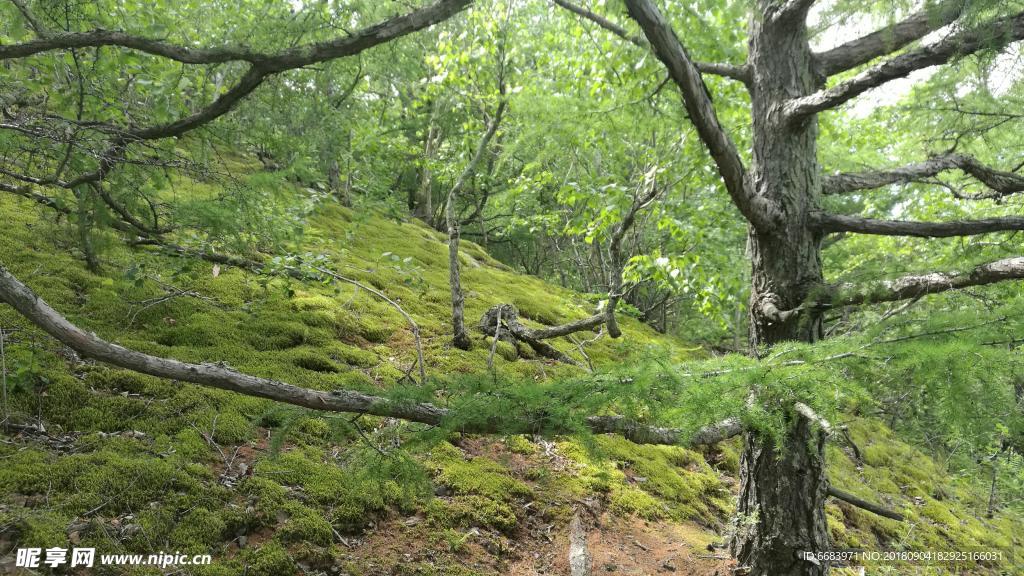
[{"x1": 0, "y1": 177, "x2": 1020, "y2": 575}]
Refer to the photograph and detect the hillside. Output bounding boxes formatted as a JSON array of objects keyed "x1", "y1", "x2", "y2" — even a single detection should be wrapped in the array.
[{"x1": 0, "y1": 190, "x2": 1020, "y2": 576}]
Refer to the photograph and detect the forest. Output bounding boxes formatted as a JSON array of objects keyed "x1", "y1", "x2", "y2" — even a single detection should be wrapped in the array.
[{"x1": 0, "y1": 0, "x2": 1023, "y2": 574}]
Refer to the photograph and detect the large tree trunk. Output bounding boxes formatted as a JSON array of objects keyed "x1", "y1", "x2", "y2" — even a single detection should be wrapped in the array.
[
  {"x1": 733, "y1": 414, "x2": 829, "y2": 575},
  {"x1": 732, "y1": 4, "x2": 830, "y2": 575}
]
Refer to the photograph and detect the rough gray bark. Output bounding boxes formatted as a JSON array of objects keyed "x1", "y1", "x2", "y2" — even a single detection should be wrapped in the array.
[
  {"x1": 479, "y1": 303, "x2": 583, "y2": 364},
  {"x1": 733, "y1": 415, "x2": 829, "y2": 576},
  {"x1": 812, "y1": 213, "x2": 1024, "y2": 238},
  {"x1": 568, "y1": 511, "x2": 592, "y2": 576},
  {"x1": 622, "y1": 0, "x2": 1024, "y2": 569},
  {"x1": 786, "y1": 9, "x2": 1024, "y2": 121},
  {"x1": 828, "y1": 257, "x2": 1024, "y2": 306},
  {"x1": 813, "y1": 0, "x2": 967, "y2": 76},
  {"x1": 822, "y1": 152, "x2": 1024, "y2": 200},
  {"x1": 732, "y1": 3, "x2": 831, "y2": 573}
]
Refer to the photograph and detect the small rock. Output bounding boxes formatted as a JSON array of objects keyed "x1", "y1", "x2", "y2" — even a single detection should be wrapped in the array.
[{"x1": 238, "y1": 535, "x2": 247, "y2": 548}]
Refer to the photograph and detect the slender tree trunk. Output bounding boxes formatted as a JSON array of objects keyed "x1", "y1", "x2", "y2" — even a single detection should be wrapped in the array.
[
  {"x1": 328, "y1": 158, "x2": 351, "y2": 207},
  {"x1": 732, "y1": 5, "x2": 830, "y2": 575},
  {"x1": 446, "y1": 100, "x2": 506, "y2": 350},
  {"x1": 73, "y1": 186, "x2": 99, "y2": 273},
  {"x1": 414, "y1": 108, "x2": 440, "y2": 222},
  {"x1": 447, "y1": 217, "x2": 472, "y2": 350}
]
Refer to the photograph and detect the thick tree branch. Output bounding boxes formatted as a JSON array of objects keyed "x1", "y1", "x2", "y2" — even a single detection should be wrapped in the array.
[
  {"x1": 0, "y1": 181, "x2": 70, "y2": 214},
  {"x1": 90, "y1": 182, "x2": 173, "y2": 235},
  {"x1": 823, "y1": 152, "x2": 1024, "y2": 200},
  {"x1": 831, "y1": 257, "x2": 1024, "y2": 306},
  {"x1": 586, "y1": 415, "x2": 742, "y2": 446},
  {"x1": 770, "y1": 0, "x2": 817, "y2": 24},
  {"x1": 549, "y1": 0, "x2": 749, "y2": 83},
  {"x1": 0, "y1": 0, "x2": 472, "y2": 205},
  {"x1": 814, "y1": 0, "x2": 966, "y2": 76},
  {"x1": 827, "y1": 486, "x2": 904, "y2": 521},
  {"x1": 479, "y1": 304, "x2": 585, "y2": 364},
  {"x1": 811, "y1": 212, "x2": 1024, "y2": 238},
  {"x1": 624, "y1": 0, "x2": 775, "y2": 232},
  {"x1": 787, "y1": 10, "x2": 1024, "y2": 120},
  {"x1": 0, "y1": 0, "x2": 472, "y2": 67},
  {"x1": 0, "y1": 263, "x2": 730, "y2": 447}
]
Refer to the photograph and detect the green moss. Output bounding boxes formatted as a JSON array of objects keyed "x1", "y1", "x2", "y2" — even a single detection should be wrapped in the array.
[
  {"x1": 243, "y1": 541, "x2": 296, "y2": 576},
  {"x1": 610, "y1": 486, "x2": 667, "y2": 519},
  {"x1": 426, "y1": 495, "x2": 519, "y2": 533},
  {"x1": 326, "y1": 341, "x2": 379, "y2": 367},
  {"x1": 334, "y1": 310, "x2": 395, "y2": 343},
  {"x1": 557, "y1": 436, "x2": 730, "y2": 524},
  {"x1": 1, "y1": 187, "x2": 1020, "y2": 575},
  {"x1": 246, "y1": 318, "x2": 318, "y2": 350},
  {"x1": 291, "y1": 350, "x2": 341, "y2": 373},
  {"x1": 169, "y1": 508, "x2": 228, "y2": 549},
  {"x1": 278, "y1": 501, "x2": 334, "y2": 545},
  {"x1": 427, "y1": 443, "x2": 531, "y2": 501},
  {"x1": 504, "y1": 435, "x2": 538, "y2": 455},
  {"x1": 13, "y1": 510, "x2": 68, "y2": 548}
]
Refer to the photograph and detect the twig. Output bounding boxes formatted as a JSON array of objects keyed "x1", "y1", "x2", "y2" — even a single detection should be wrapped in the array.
[
  {"x1": 312, "y1": 265, "x2": 426, "y2": 385},
  {"x1": 878, "y1": 295, "x2": 921, "y2": 323},
  {"x1": 348, "y1": 414, "x2": 389, "y2": 457},
  {"x1": 127, "y1": 278, "x2": 218, "y2": 326}
]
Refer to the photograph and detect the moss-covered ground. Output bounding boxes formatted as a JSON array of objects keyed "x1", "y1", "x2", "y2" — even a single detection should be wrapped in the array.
[{"x1": 0, "y1": 186, "x2": 1020, "y2": 574}]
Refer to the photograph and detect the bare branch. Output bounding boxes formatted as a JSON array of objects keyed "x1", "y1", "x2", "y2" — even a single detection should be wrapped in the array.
[
  {"x1": 811, "y1": 212, "x2": 1024, "y2": 238},
  {"x1": 787, "y1": 10, "x2": 1024, "y2": 120},
  {"x1": 0, "y1": 182, "x2": 70, "y2": 214},
  {"x1": 624, "y1": 0, "x2": 775, "y2": 231},
  {"x1": 0, "y1": 0, "x2": 472, "y2": 67},
  {"x1": 822, "y1": 152, "x2": 1024, "y2": 200},
  {"x1": 550, "y1": 0, "x2": 749, "y2": 83},
  {"x1": 91, "y1": 182, "x2": 173, "y2": 235},
  {"x1": 0, "y1": 264, "x2": 723, "y2": 446},
  {"x1": 586, "y1": 415, "x2": 742, "y2": 447},
  {"x1": 827, "y1": 486, "x2": 904, "y2": 521},
  {"x1": 831, "y1": 257, "x2": 1024, "y2": 306},
  {"x1": 815, "y1": 0, "x2": 966, "y2": 76},
  {"x1": 2, "y1": 0, "x2": 473, "y2": 191},
  {"x1": 794, "y1": 402, "x2": 833, "y2": 436}
]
